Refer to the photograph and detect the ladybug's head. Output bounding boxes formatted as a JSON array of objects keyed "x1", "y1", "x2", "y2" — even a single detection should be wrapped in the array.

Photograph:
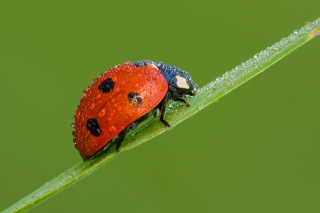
[
  {"x1": 155, "y1": 62, "x2": 198, "y2": 97},
  {"x1": 133, "y1": 60, "x2": 198, "y2": 97}
]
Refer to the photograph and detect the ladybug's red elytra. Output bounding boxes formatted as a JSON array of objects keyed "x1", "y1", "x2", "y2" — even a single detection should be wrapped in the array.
[{"x1": 72, "y1": 61, "x2": 198, "y2": 161}]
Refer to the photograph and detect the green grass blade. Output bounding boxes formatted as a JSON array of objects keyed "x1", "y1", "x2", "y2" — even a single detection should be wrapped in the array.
[{"x1": 2, "y1": 18, "x2": 320, "y2": 213}]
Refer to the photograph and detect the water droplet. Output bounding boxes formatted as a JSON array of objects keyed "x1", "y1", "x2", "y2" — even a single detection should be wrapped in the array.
[
  {"x1": 98, "y1": 108, "x2": 106, "y2": 117},
  {"x1": 112, "y1": 76, "x2": 117, "y2": 82},
  {"x1": 120, "y1": 81, "x2": 125, "y2": 85},
  {"x1": 108, "y1": 117, "x2": 112, "y2": 121},
  {"x1": 117, "y1": 106, "x2": 122, "y2": 111},
  {"x1": 115, "y1": 87, "x2": 120, "y2": 92},
  {"x1": 134, "y1": 83, "x2": 139, "y2": 89},
  {"x1": 90, "y1": 103, "x2": 95, "y2": 110},
  {"x1": 111, "y1": 98, "x2": 115, "y2": 103},
  {"x1": 109, "y1": 126, "x2": 116, "y2": 132}
]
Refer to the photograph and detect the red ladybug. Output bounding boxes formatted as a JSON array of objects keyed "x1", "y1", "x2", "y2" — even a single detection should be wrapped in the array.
[{"x1": 72, "y1": 61, "x2": 197, "y2": 161}]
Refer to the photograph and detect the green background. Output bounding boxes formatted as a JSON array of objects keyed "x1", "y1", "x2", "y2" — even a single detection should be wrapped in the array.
[{"x1": 1, "y1": 0, "x2": 319, "y2": 212}]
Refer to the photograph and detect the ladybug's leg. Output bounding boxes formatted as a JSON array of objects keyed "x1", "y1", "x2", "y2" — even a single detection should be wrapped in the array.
[
  {"x1": 116, "y1": 121, "x2": 139, "y2": 152},
  {"x1": 173, "y1": 97, "x2": 190, "y2": 107},
  {"x1": 115, "y1": 131, "x2": 126, "y2": 152},
  {"x1": 115, "y1": 110, "x2": 154, "y2": 152},
  {"x1": 153, "y1": 110, "x2": 158, "y2": 117},
  {"x1": 159, "y1": 94, "x2": 171, "y2": 128}
]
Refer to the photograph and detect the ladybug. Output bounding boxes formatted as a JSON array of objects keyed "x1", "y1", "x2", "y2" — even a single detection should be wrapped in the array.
[{"x1": 72, "y1": 60, "x2": 198, "y2": 161}]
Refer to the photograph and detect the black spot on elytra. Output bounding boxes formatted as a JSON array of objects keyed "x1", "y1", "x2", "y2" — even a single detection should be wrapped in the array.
[
  {"x1": 98, "y1": 78, "x2": 115, "y2": 93},
  {"x1": 128, "y1": 92, "x2": 142, "y2": 106},
  {"x1": 86, "y1": 118, "x2": 101, "y2": 136}
]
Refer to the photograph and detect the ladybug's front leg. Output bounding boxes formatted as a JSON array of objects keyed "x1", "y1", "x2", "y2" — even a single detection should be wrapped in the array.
[
  {"x1": 172, "y1": 97, "x2": 190, "y2": 107},
  {"x1": 159, "y1": 93, "x2": 171, "y2": 128}
]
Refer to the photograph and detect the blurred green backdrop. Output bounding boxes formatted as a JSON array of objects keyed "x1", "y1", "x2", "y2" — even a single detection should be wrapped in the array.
[{"x1": 1, "y1": 0, "x2": 319, "y2": 212}]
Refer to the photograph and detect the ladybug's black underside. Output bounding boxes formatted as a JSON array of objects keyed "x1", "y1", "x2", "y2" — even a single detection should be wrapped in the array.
[{"x1": 83, "y1": 61, "x2": 197, "y2": 161}]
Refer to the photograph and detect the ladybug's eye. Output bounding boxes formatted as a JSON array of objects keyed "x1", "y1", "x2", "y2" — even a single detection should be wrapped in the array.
[{"x1": 175, "y1": 75, "x2": 189, "y2": 89}]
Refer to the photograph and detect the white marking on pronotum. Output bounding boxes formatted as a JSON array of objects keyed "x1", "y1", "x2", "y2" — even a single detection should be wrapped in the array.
[{"x1": 175, "y1": 75, "x2": 189, "y2": 89}]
